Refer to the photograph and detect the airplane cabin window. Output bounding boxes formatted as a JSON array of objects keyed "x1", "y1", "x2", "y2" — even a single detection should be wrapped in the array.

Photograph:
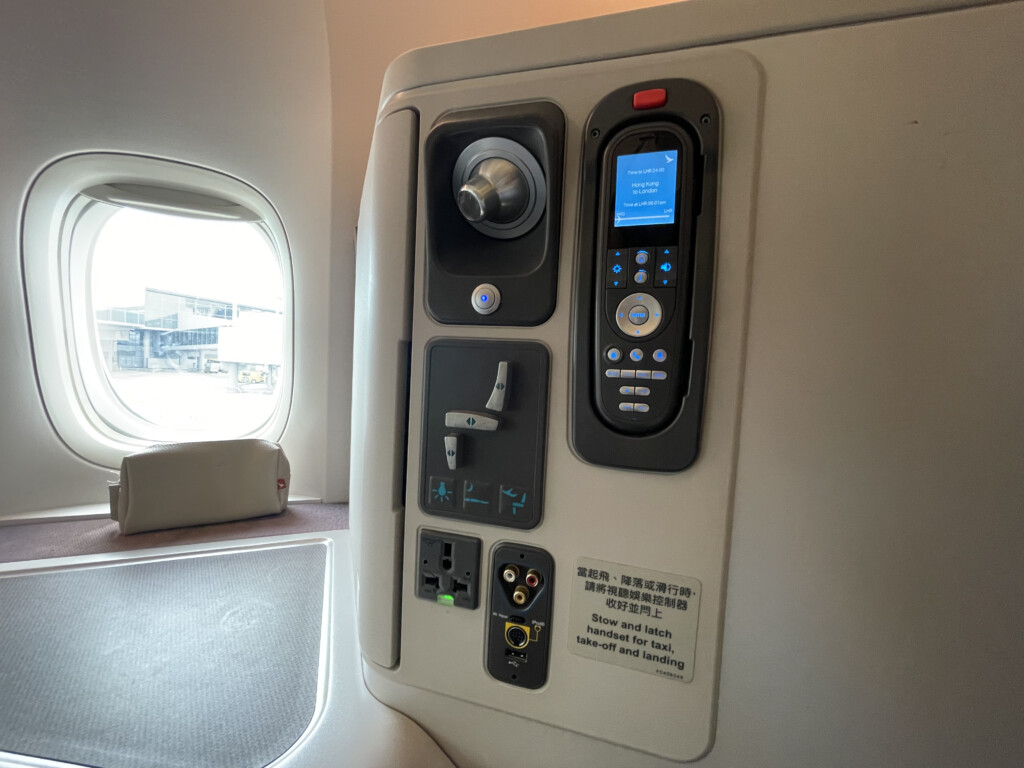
[
  {"x1": 88, "y1": 207, "x2": 285, "y2": 435},
  {"x1": 22, "y1": 154, "x2": 293, "y2": 468}
]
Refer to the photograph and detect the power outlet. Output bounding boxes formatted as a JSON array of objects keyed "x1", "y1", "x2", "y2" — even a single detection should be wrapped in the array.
[{"x1": 416, "y1": 529, "x2": 482, "y2": 609}]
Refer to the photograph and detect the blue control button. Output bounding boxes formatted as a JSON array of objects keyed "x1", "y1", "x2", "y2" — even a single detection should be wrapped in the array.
[
  {"x1": 499, "y1": 485, "x2": 529, "y2": 516},
  {"x1": 634, "y1": 248, "x2": 650, "y2": 265},
  {"x1": 462, "y1": 480, "x2": 493, "y2": 510},
  {"x1": 653, "y1": 348, "x2": 667, "y2": 363},
  {"x1": 429, "y1": 476, "x2": 455, "y2": 508},
  {"x1": 629, "y1": 348, "x2": 643, "y2": 362},
  {"x1": 472, "y1": 283, "x2": 501, "y2": 315},
  {"x1": 606, "y1": 347, "x2": 622, "y2": 363},
  {"x1": 606, "y1": 250, "x2": 629, "y2": 289},
  {"x1": 655, "y1": 247, "x2": 677, "y2": 287},
  {"x1": 634, "y1": 269, "x2": 649, "y2": 285}
]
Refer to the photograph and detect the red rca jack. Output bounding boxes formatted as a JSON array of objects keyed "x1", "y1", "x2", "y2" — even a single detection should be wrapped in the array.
[{"x1": 525, "y1": 569, "x2": 541, "y2": 588}]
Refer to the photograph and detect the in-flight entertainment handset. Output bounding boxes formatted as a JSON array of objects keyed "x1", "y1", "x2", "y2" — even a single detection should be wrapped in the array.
[
  {"x1": 571, "y1": 81, "x2": 720, "y2": 472},
  {"x1": 595, "y1": 124, "x2": 695, "y2": 434}
]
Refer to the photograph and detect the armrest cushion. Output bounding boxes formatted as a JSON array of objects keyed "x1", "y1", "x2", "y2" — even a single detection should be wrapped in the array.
[{"x1": 109, "y1": 439, "x2": 290, "y2": 534}]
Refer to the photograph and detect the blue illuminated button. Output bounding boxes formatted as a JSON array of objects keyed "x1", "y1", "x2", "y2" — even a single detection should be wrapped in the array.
[
  {"x1": 635, "y1": 386, "x2": 651, "y2": 396},
  {"x1": 634, "y1": 403, "x2": 650, "y2": 413},
  {"x1": 499, "y1": 485, "x2": 529, "y2": 516},
  {"x1": 471, "y1": 283, "x2": 501, "y2": 315},
  {"x1": 634, "y1": 249, "x2": 650, "y2": 265},
  {"x1": 629, "y1": 348, "x2": 643, "y2": 362},
  {"x1": 618, "y1": 402, "x2": 634, "y2": 412},
  {"x1": 655, "y1": 247, "x2": 678, "y2": 288},
  {"x1": 633, "y1": 269, "x2": 648, "y2": 285},
  {"x1": 628, "y1": 305, "x2": 649, "y2": 325},
  {"x1": 606, "y1": 249, "x2": 629, "y2": 288},
  {"x1": 606, "y1": 347, "x2": 622, "y2": 363},
  {"x1": 653, "y1": 349, "x2": 667, "y2": 363},
  {"x1": 462, "y1": 480, "x2": 494, "y2": 510},
  {"x1": 428, "y1": 476, "x2": 455, "y2": 508}
]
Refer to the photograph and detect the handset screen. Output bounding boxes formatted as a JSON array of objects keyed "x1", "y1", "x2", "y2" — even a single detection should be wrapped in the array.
[{"x1": 613, "y1": 149, "x2": 679, "y2": 228}]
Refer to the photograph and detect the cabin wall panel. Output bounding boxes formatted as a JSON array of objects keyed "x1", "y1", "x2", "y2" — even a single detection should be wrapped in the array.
[{"x1": 356, "y1": 3, "x2": 1024, "y2": 766}]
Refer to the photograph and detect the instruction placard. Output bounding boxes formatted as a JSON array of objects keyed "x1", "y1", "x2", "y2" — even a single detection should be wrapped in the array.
[{"x1": 567, "y1": 557, "x2": 701, "y2": 682}]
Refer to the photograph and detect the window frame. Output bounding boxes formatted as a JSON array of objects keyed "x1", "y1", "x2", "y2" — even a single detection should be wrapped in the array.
[{"x1": 22, "y1": 152, "x2": 294, "y2": 467}]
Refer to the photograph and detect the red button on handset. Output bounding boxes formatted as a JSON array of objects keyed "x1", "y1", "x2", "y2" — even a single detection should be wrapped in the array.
[{"x1": 632, "y1": 88, "x2": 667, "y2": 110}]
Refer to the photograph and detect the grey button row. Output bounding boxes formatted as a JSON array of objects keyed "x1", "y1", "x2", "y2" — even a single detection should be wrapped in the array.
[
  {"x1": 619, "y1": 386, "x2": 651, "y2": 396},
  {"x1": 605, "y1": 369, "x2": 668, "y2": 380},
  {"x1": 619, "y1": 402, "x2": 651, "y2": 413}
]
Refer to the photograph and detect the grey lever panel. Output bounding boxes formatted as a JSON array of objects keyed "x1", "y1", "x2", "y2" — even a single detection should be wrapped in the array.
[
  {"x1": 485, "y1": 361, "x2": 509, "y2": 411},
  {"x1": 421, "y1": 340, "x2": 549, "y2": 529},
  {"x1": 445, "y1": 411, "x2": 500, "y2": 431}
]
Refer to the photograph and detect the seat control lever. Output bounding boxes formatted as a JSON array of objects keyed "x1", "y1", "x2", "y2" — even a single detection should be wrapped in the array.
[
  {"x1": 485, "y1": 361, "x2": 509, "y2": 412},
  {"x1": 445, "y1": 411, "x2": 500, "y2": 431},
  {"x1": 444, "y1": 433, "x2": 461, "y2": 470}
]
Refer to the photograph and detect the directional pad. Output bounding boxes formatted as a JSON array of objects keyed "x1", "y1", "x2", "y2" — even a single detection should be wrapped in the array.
[{"x1": 614, "y1": 293, "x2": 663, "y2": 338}]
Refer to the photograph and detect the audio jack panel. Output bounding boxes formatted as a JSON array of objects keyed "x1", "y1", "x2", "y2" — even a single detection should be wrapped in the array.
[{"x1": 486, "y1": 543, "x2": 554, "y2": 689}]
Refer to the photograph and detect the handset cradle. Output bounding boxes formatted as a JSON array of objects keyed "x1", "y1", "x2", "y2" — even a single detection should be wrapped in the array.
[
  {"x1": 595, "y1": 123, "x2": 695, "y2": 435},
  {"x1": 571, "y1": 80, "x2": 720, "y2": 472}
]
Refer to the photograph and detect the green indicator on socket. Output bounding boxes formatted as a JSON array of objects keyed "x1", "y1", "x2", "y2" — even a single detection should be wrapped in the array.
[{"x1": 437, "y1": 594, "x2": 455, "y2": 606}]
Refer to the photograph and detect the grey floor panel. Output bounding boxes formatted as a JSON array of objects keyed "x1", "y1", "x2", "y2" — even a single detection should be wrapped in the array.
[{"x1": 0, "y1": 543, "x2": 327, "y2": 768}]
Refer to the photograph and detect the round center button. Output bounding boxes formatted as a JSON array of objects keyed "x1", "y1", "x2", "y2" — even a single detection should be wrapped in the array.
[
  {"x1": 627, "y1": 305, "x2": 649, "y2": 325},
  {"x1": 615, "y1": 293, "x2": 664, "y2": 338},
  {"x1": 606, "y1": 347, "x2": 622, "y2": 363},
  {"x1": 471, "y1": 283, "x2": 501, "y2": 315}
]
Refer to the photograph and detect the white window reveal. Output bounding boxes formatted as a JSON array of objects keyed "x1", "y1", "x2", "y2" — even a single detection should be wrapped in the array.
[{"x1": 22, "y1": 154, "x2": 293, "y2": 467}]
